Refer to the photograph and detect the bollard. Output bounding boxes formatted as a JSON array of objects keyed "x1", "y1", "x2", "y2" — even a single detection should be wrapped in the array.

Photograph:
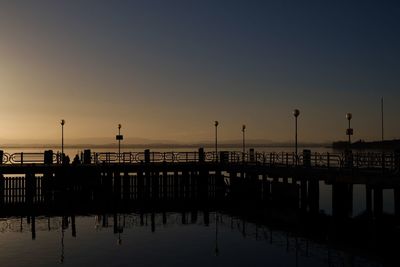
[
  {"x1": 303, "y1": 149, "x2": 311, "y2": 168},
  {"x1": 83, "y1": 149, "x2": 91, "y2": 164}
]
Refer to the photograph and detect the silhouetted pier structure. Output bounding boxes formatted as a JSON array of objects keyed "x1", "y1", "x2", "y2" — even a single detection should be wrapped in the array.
[{"x1": 0, "y1": 149, "x2": 400, "y2": 219}]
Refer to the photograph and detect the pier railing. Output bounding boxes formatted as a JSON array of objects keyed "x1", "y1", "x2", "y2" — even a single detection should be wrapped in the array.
[{"x1": 0, "y1": 150, "x2": 398, "y2": 170}]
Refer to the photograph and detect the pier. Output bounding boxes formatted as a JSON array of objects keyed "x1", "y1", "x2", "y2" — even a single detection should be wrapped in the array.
[{"x1": 0, "y1": 149, "x2": 399, "y2": 219}]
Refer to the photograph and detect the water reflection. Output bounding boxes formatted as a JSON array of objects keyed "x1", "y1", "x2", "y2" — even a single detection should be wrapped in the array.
[{"x1": 0, "y1": 209, "x2": 398, "y2": 267}]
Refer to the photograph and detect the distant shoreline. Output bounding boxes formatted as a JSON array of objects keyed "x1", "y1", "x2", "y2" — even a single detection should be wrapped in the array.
[
  {"x1": 332, "y1": 139, "x2": 400, "y2": 151},
  {"x1": 0, "y1": 143, "x2": 328, "y2": 149}
]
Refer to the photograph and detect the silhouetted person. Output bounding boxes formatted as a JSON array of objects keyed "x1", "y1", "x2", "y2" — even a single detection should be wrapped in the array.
[
  {"x1": 63, "y1": 155, "x2": 70, "y2": 165},
  {"x1": 72, "y1": 154, "x2": 81, "y2": 165}
]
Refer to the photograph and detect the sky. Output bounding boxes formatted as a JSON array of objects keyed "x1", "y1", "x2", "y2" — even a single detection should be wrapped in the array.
[{"x1": 0, "y1": 0, "x2": 399, "y2": 144}]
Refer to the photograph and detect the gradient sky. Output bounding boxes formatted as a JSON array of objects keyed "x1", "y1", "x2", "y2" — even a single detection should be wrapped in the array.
[{"x1": 0, "y1": 0, "x2": 399, "y2": 144}]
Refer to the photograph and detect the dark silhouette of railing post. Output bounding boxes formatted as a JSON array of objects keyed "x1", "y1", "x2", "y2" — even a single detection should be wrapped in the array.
[
  {"x1": 344, "y1": 150, "x2": 353, "y2": 168},
  {"x1": 249, "y1": 149, "x2": 255, "y2": 163},
  {"x1": 83, "y1": 149, "x2": 91, "y2": 164},
  {"x1": 303, "y1": 150, "x2": 311, "y2": 168},
  {"x1": 198, "y1": 148, "x2": 205, "y2": 163},
  {"x1": 144, "y1": 149, "x2": 150, "y2": 164}
]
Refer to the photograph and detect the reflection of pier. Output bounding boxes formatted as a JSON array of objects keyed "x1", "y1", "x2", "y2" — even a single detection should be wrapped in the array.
[
  {"x1": 1, "y1": 210, "x2": 397, "y2": 267},
  {"x1": 0, "y1": 149, "x2": 400, "y2": 219}
]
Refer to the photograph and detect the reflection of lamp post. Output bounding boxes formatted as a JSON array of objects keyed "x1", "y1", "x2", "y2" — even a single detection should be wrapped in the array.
[
  {"x1": 346, "y1": 113, "x2": 353, "y2": 147},
  {"x1": 293, "y1": 109, "x2": 300, "y2": 157},
  {"x1": 117, "y1": 213, "x2": 122, "y2": 245},
  {"x1": 61, "y1": 119, "x2": 65, "y2": 162},
  {"x1": 215, "y1": 211, "x2": 219, "y2": 256},
  {"x1": 214, "y1": 121, "x2": 219, "y2": 162},
  {"x1": 60, "y1": 216, "x2": 65, "y2": 264}
]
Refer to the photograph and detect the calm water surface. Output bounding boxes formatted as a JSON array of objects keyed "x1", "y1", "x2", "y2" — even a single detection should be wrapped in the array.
[{"x1": 0, "y1": 213, "x2": 384, "y2": 267}]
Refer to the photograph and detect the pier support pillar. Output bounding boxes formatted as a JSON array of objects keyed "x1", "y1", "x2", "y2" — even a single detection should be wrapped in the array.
[
  {"x1": 137, "y1": 170, "x2": 144, "y2": 200},
  {"x1": 26, "y1": 173, "x2": 36, "y2": 206},
  {"x1": 123, "y1": 173, "x2": 131, "y2": 202},
  {"x1": 113, "y1": 172, "x2": 121, "y2": 201},
  {"x1": 366, "y1": 185, "x2": 373, "y2": 217},
  {"x1": 332, "y1": 183, "x2": 353, "y2": 219},
  {"x1": 153, "y1": 172, "x2": 160, "y2": 200},
  {"x1": 0, "y1": 174, "x2": 4, "y2": 205},
  {"x1": 300, "y1": 179, "x2": 307, "y2": 211},
  {"x1": 394, "y1": 187, "x2": 400, "y2": 217},
  {"x1": 308, "y1": 178, "x2": 319, "y2": 215},
  {"x1": 373, "y1": 186, "x2": 383, "y2": 218}
]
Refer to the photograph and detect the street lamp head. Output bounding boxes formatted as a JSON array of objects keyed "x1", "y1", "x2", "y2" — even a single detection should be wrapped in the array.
[
  {"x1": 293, "y1": 109, "x2": 300, "y2": 117},
  {"x1": 242, "y1": 124, "x2": 246, "y2": 131},
  {"x1": 215, "y1": 121, "x2": 219, "y2": 127},
  {"x1": 346, "y1": 113, "x2": 352, "y2": 121},
  {"x1": 60, "y1": 119, "x2": 65, "y2": 126},
  {"x1": 118, "y1": 124, "x2": 122, "y2": 130}
]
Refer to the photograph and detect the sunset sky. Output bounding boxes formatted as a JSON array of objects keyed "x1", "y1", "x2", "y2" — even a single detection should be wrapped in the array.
[{"x1": 0, "y1": 1, "x2": 399, "y2": 144}]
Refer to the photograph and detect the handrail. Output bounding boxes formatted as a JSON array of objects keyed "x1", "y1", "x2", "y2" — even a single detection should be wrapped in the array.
[{"x1": 0, "y1": 151, "x2": 398, "y2": 170}]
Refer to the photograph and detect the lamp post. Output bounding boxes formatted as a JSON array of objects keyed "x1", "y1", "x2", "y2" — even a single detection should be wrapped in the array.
[
  {"x1": 242, "y1": 125, "x2": 246, "y2": 160},
  {"x1": 381, "y1": 97, "x2": 384, "y2": 143},
  {"x1": 293, "y1": 109, "x2": 300, "y2": 157},
  {"x1": 346, "y1": 113, "x2": 353, "y2": 147},
  {"x1": 116, "y1": 124, "x2": 123, "y2": 163},
  {"x1": 214, "y1": 121, "x2": 219, "y2": 162},
  {"x1": 60, "y1": 119, "x2": 65, "y2": 163}
]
